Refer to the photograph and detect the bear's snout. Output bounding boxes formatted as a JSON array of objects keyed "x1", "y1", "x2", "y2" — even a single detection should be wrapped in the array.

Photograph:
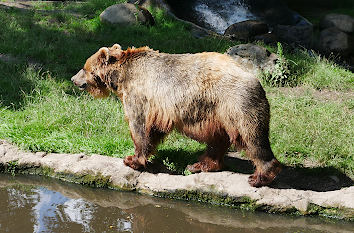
[{"x1": 71, "y1": 69, "x2": 87, "y2": 90}]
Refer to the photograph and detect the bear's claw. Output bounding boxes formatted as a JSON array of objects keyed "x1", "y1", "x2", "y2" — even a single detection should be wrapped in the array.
[
  {"x1": 248, "y1": 159, "x2": 282, "y2": 187},
  {"x1": 124, "y1": 155, "x2": 144, "y2": 170}
]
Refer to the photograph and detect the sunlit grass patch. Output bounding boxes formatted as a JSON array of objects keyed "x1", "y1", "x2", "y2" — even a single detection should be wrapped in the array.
[
  {"x1": 267, "y1": 87, "x2": 353, "y2": 177},
  {"x1": 287, "y1": 50, "x2": 354, "y2": 91}
]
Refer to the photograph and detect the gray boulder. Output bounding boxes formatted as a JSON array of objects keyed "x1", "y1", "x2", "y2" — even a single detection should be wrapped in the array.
[
  {"x1": 320, "y1": 13, "x2": 354, "y2": 33},
  {"x1": 225, "y1": 44, "x2": 278, "y2": 75},
  {"x1": 224, "y1": 20, "x2": 268, "y2": 41},
  {"x1": 272, "y1": 13, "x2": 313, "y2": 47},
  {"x1": 100, "y1": 3, "x2": 154, "y2": 26},
  {"x1": 319, "y1": 27, "x2": 353, "y2": 56}
]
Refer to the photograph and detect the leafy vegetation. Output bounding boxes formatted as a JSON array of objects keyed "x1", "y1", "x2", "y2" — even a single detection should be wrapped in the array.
[
  {"x1": 261, "y1": 42, "x2": 291, "y2": 87},
  {"x1": 0, "y1": 0, "x2": 353, "y2": 178}
]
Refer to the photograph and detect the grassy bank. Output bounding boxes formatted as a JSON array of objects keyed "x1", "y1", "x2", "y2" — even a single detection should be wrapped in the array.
[{"x1": 0, "y1": 0, "x2": 353, "y2": 178}]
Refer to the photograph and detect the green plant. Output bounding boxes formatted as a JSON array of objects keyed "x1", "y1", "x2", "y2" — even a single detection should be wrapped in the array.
[
  {"x1": 261, "y1": 42, "x2": 291, "y2": 87},
  {"x1": 6, "y1": 161, "x2": 19, "y2": 176},
  {"x1": 162, "y1": 157, "x2": 176, "y2": 171}
]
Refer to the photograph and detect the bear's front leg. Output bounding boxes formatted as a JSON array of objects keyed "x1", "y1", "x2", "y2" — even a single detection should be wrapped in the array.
[
  {"x1": 123, "y1": 118, "x2": 150, "y2": 170},
  {"x1": 122, "y1": 94, "x2": 166, "y2": 171},
  {"x1": 123, "y1": 120, "x2": 166, "y2": 171}
]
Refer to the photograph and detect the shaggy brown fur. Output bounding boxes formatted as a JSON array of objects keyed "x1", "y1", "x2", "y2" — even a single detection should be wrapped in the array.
[{"x1": 71, "y1": 44, "x2": 282, "y2": 187}]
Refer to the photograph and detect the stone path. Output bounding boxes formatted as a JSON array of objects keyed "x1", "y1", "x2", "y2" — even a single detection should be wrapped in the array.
[{"x1": 0, "y1": 140, "x2": 353, "y2": 220}]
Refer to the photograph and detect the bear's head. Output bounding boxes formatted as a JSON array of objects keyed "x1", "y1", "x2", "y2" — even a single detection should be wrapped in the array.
[{"x1": 71, "y1": 44, "x2": 122, "y2": 98}]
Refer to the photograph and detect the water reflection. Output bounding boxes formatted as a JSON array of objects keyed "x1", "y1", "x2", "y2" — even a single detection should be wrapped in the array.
[{"x1": 0, "y1": 174, "x2": 353, "y2": 233}]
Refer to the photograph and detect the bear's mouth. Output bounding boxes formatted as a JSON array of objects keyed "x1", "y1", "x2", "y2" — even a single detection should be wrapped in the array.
[{"x1": 79, "y1": 83, "x2": 87, "y2": 90}]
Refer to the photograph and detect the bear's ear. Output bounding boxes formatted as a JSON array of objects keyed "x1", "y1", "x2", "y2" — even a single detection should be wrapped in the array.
[
  {"x1": 111, "y1": 44, "x2": 121, "y2": 51},
  {"x1": 98, "y1": 47, "x2": 109, "y2": 64},
  {"x1": 109, "y1": 44, "x2": 123, "y2": 60}
]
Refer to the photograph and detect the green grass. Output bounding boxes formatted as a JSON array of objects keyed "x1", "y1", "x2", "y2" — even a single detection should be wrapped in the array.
[
  {"x1": 0, "y1": 0, "x2": 353, "y2": 177},
  {"x1": 287, "y1": 50, "x2": 354, "y2": 90},
  {"x1": 267, "y1": 87, "x2": 353, "y2": 177}
]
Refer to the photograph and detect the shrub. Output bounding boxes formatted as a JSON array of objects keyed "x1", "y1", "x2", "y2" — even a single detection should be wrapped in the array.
[{"x1": 261, "y1": 42, "x2": 292, "y2": 87}]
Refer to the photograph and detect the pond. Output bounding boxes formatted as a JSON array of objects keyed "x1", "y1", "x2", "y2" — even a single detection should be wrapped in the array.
[{"x1": 0, "y1": 174, "x2": 353, "y2": 233}]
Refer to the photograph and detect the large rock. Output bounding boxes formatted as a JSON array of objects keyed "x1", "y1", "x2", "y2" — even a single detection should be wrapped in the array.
[
  {"x1": 320, "y1": 14, "x2": 354, "y2": 33},
  {"x1": 272, "y1": 13, "x2": 313, "y2": 47},
  {"x1": 319, "y1": 27, "x2": 353, "y2": 56},
  {"x1": 224, "y1": 20, "x2": 268, "y2": 41},
  {"x1": 100, "y1": 3, "x2": 154, "y2": 26},
  {"x1": 225, "y1": 44, "x2": 278, "y2": 75}
]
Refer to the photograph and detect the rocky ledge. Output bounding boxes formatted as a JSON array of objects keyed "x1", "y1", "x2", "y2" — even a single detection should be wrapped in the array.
[{"x1": 0, "y1": 140, "x2": 353, "y2": 220}]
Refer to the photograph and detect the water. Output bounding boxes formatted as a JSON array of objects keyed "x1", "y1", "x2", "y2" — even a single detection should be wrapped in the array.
[
  {"x1": 0, "y1": 174, "x2": 353, "y2": 233},
  {"x1": 193, "y1": 0, "x2": 256, "y2": 33}
]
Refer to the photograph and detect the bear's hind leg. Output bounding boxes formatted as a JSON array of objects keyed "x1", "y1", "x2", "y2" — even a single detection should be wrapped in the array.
[
  {"x1": 186, "y1": 137, "x2": 230, "y2": 173},
  {"x1": 246, "y1": 143, "x2": 282, "y2": 187}
]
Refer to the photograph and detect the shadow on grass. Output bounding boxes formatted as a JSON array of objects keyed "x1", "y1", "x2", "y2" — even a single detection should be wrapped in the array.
[{"x1": 0, "y1": 62, "x2": 35, "y2": 109}]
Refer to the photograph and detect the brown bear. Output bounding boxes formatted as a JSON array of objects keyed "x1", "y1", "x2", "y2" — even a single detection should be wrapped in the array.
[{"x1": 71, "y1": 44, "x2": 282, "y2": 187}]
